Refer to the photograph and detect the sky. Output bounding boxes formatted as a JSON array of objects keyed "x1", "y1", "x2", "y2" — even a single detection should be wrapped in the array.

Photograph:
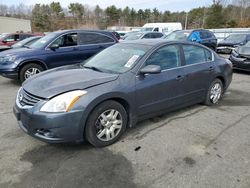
[{"x1": 1, "y1": 0, "x2": 213, "y2": 12}]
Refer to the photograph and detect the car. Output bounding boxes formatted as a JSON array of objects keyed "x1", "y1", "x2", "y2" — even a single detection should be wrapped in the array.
[
  {"x1": 0, "y1": 36, "x2": 42, "y2": 52},
  {"x1": 217, "y1": 34, "x2": 250, "y2": 54},
  {"x1": 124, "y1": 31, "x2": 164, "y2": 40},
  {"x1": 13, "y1": 40, "x2": 233, "y2": 147},
  {"x1": 164, "y1": 29, "x2": 217, "y2": 51},
  {"x1": 0, "y1": 30, "x2": 118, "y2": 83},
  {"x1": 229, "y1": 41, "x2": 250, "y2": 71},
  {"x1": 0, "y1": 33, "x2": 39, "y2": 46}
]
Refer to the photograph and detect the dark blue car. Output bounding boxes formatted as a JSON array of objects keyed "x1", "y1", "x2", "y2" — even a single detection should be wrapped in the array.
[
  {"x1": 0, "y1": 30, "x2": 118, "y2": 82},
  {"x1": 165, "y1": 29, "x2": 217, "y2": 51},
  {"x1": 13, "y1": 40, "x2": 233, "y2": 147}
]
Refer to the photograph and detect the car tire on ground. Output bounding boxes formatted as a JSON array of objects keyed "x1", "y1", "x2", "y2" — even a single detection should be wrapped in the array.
[
  {"x1": 204, "y1": 78, "x2": 223, "y2": 105},
  {"x1": 85, "y1": 100, "x2": 127, "y2": 147},
  {"x1": 20, "y1": 63, "x2": 44, "y2": 83}
]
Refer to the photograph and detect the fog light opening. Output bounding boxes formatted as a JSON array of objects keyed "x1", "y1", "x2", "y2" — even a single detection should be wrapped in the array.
[{"x1": 36, "y1": 129, "x2": 54, "y2": 138}]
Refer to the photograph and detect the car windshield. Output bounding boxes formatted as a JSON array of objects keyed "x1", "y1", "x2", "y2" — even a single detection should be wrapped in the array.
[
  {"x1": 29, "y1": 33, "x2": 57, "y2": 49},
  {"x1": 124, "y1": 32, "x2": 144, "y2": 40},
  {"x1": 11, "y1": 37, "x2": 38, "y2": 48},
  {"x1": 224, "y1": 34, "x2": 246, "y2": 42},
  {"x1": 83, "y1": 43, "x2": 151, "y2": 73},
  {"x1": 165, "y1": 31, "x2": 191, "y2": 40},
  {"x1": 0, "y1": 33, "x2": 8, "y2": 39},
  {"x1": 140, "y1": 27, "x2": 154, "y2": 32},
  {"x1": 245, "y1": 41, "x2": 250, "y2": 47}
]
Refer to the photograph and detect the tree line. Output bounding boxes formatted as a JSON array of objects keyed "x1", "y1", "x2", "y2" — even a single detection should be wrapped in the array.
[{"x1": 0, "y1": 0, "x2": 249, "y2": 32}]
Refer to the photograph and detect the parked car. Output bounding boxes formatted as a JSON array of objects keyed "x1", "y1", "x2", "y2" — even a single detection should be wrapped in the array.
[
  {"x1": 141, "y1": 22, "x2": 182, "y2": 34},
  {"x1": 0, "y1": 33, "x2": 40, "y2": 46},
  {"x1": 13, "y1": 40, "x2": 232, "y2": 147},
  {"x1": 217, "y1": 34, "x2": 250, "y2": 54},
  {"x1": 121, "y1": 31, "x2": 137, "y2": 40},
  {"x1": 0, "y1": 30, "x2": 118, "y2": 82},
  {"x1": 229, "y1": 41, "x2": 250, "y2": 71},
  {"x1": 164, "y1": 29, "x2": 217, "y2": 51},
  {"x1": 124, "y1": 31, "x2": 164, "y2": 40},
  {"x1": 0, "y1": 36, "x2": 42, "y2": 52}
]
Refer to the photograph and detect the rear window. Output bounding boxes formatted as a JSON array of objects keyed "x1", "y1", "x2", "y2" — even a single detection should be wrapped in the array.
[
  {"x1": 78, "y1": 33, "x2": 115, "y2": 45},
  {"x1": 183, "y1": 44, "x2": 212, "y2": 65}
]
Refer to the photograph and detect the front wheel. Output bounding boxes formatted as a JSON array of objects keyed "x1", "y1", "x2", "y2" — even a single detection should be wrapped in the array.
[
  {"x1": 20, "y1": 63, "x2": 44, "y2": 83},
  {"x1": 204, "y1": 79, "x2": 223, "y2": 105},
  {"x1": 85, "y1": 100, "x2": 127, "y2": 147}
]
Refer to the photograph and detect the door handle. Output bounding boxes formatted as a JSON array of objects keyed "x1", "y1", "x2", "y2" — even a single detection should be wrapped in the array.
[
  {"x1": 176, "y1": 75, "x2": 184, "y2": 81},
  {"x1": 208, "y1": 66, "x2": 214, "y2": 72}
]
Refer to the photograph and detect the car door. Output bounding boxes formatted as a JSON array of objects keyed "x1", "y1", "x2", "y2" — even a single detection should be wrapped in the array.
[
  {"x1": 180, "y1": 44, "x2": 215, "y2": 103},
  {"x1": 45, "y1": 32, "x2": 80, "y2": 68},
  {"x1": 135, "y1": 44, "x2": 186, "y2": 116},
  {"x1": 77, "y1": 32, "x2": 116, "y2": 61}
]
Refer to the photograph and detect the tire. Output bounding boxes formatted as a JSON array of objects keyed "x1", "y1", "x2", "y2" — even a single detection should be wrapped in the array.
[
  {"x1": 20, "y1": 63, "x2": 44, "y2": 83},
  {"x1": 85, "y1": 100, "x2": 127, "y2": 147},
  {"x1": 204, "y1": 79, "x2": 223, "y2": 105}
]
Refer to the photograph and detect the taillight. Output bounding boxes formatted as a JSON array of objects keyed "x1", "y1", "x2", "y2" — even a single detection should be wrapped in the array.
[{"x1": 225, "y1": 59, "x2": 233, "y2": 69}]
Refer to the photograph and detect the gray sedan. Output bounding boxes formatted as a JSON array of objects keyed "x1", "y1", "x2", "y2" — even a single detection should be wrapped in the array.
[{"x1": 13, "y1": 40, "x2": 233, "y2": 147}]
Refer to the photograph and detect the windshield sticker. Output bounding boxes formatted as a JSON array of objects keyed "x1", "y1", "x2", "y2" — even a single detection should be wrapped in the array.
[
  {"x1": 40, "y1": 40, "x2": 46, "y2": 43},
  {"x1": 125, "y1": 55, "x2": 139, "y2": 68}
]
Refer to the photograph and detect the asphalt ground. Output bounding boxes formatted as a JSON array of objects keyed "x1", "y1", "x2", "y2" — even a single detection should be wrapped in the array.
[{"x1": 0, "y1": 59, "x2": 250, "y2": 188}]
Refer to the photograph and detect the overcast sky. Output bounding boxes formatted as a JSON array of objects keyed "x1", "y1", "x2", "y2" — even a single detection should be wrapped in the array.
[{"x1": 2, "y1": 0, "x2": 212, "y2": 11}]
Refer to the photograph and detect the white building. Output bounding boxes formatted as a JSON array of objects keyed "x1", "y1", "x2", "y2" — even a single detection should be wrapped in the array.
[{"x1": 0, "y1": 16, "x2": 31, "y2": 33}]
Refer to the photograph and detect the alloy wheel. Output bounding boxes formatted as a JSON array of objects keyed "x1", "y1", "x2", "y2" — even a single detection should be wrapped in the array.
[
  {"x1": 210, "y1": 82, "x2": 222, "y2": 103},
  {"x1": 24, "y1": 68, "x2": 41, "y2": 80},
  {"x1": 95, "y1": 109, "x2": 123, "y2": 142}
]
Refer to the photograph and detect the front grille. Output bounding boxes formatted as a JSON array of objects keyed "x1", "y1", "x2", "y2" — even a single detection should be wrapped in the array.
[
  {"x1": 218, "y1": 43, "x2": 234, "y2": 47},
  {"x1": 19, "y1": 88, "x2": 43, "y2": 107}
]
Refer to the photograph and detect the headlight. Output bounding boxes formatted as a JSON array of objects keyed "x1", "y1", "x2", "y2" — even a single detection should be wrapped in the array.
[
  {"x1": 40, "y1": 90, "x2": 87, "y2": 113},
  {"x1": 0, "y1": 55, "x2": 16, "y2": 63}
]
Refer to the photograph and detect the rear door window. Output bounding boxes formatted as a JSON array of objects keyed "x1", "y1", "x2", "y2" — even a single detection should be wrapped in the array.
[
  {"x1": 151, "y1": 33, "x2": 163, "y2": 38},
  {"x1": 20, "y1": 34, "x2": 32, "y2": 40},
  {"x1": 78, "y1": 33, "x2": 115, "y2": 45},
  {"x1": 183, "y1": 44, "x2": 212, "y2": 65}
]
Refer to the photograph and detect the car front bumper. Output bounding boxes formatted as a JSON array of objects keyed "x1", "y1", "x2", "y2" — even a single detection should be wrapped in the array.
[
  {"x1": 13, "y1": 102, "x2": 86, "y2": 143},
  {"x1": 0, "y1": 64, "x2": 18, "y2": 79},
  {"x1": 217, "y1": 46, "x2": 235, "y2": 54},
  {"x1": 229, "y1": 55, "x2": 250, "y2": 72}
]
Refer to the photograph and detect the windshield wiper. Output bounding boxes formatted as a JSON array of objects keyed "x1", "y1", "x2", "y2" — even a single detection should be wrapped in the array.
[
  {"x1": 83, "y1": 65, "x2": 103, "y2": 72},
  {"x1": 23, "y1": 45, "x2": 31, "y2": 49}
]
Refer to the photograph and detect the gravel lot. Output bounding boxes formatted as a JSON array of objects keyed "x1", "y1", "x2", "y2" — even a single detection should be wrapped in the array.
[{"x1": 0, "y1": 69, "x2": 250, "y2": 188}]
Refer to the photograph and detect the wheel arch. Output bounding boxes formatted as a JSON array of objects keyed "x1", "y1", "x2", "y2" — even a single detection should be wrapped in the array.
[{"x1": 18, "y1": 60, "x2": 48, "y2": 79}]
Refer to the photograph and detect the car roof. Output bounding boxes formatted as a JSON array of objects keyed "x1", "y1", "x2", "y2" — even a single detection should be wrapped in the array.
[
  {"x1": 121, "y1": 39, "x2": 205, "y2": 47},
  {"x1": 53, "y1": 29, "x2": 114, "y2": 35}
]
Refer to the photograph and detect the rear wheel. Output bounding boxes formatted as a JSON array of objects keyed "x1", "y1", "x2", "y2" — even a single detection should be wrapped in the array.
[
  {"x1": 85, "y1": 100, "x2": 127, "y2": 147},
  {"x1": 20, "y1": 63, "x2": 44, "y2": 83},
  {"x1": 204, "y1": 79, "x2": 223, "y2": 105}
]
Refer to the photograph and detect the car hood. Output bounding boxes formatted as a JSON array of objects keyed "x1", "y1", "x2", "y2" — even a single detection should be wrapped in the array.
[
  {"x1": 0, "y1": 47, "x2": 38, "y2": 57},
  {"x1": 22, "y1": 64, "x2": 119, "y2": 98},
  {"x1": 218, "y1": 40, "x2": 241, "y2": 46}
]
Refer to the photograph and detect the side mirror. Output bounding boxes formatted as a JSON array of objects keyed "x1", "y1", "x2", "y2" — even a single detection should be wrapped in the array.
[
  {"x1": 140, "y1": 65, "x2": 161, "y2": 75},
  {"x1": 191, "y1": 38, "x2": 196, "y2": 42},
  {"x1": 2, "y1": 40, "x2": 7, "y2": 43},
  {"x1": 50, "y1": 43, "x2": 60, "y2": 50}
]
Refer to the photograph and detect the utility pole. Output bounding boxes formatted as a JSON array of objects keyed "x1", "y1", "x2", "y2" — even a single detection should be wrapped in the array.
[{"x1": 185, "y1": 12, "x2": 188, "y2": 30}]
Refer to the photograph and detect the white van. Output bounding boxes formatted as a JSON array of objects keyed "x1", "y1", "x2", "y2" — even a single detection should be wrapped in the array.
[{"x1": 141, "y1": 23, "x2": 182, "y2": 34}]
